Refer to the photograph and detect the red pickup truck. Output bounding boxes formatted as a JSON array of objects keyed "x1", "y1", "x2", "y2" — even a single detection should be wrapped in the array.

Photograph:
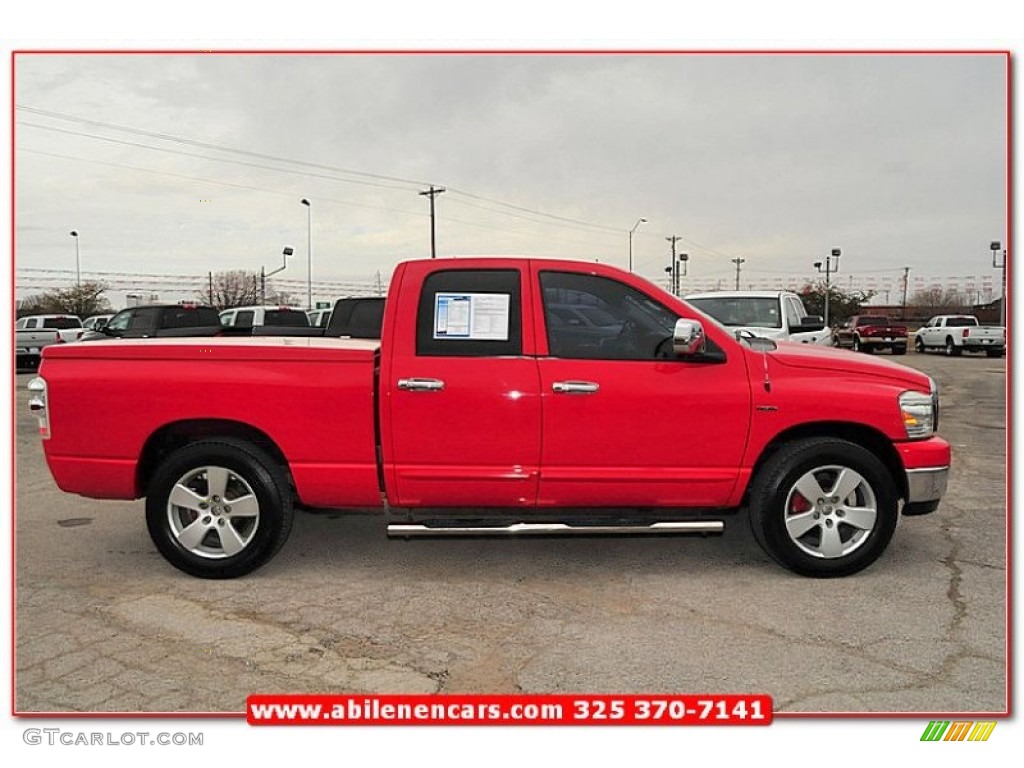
[
  {"x1": 834, "y1": 315, "x2": 909, "y2": 355},
  {"x1": 28, "y1": 258, "x2": 950, "y2": 580}
]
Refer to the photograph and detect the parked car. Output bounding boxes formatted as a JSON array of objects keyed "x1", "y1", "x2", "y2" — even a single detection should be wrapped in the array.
[
  {"x1": 915, "y1": 315, "x2": 1005, "y2": 357},
  {"x1": 80, "y1": 303, "x2": 223, "y2": 340},
  {"x1": 29, "y1": 257, "x2": 949, "y2": 580},
  {"x1": 15, "y1": 314, "x2": 84, "y2": 368},
  {"x1": 834, "y1": 315, "x2": 908, "y2": 355},
  {"x1": 82, "y1": 314, "x2": 114, "y2": 332},
  {"x1": 684, "y1": 291, "x2": 832, "y2": 345},
  {"x1": 219, "y1": 305, "x2": 310, "y2": 329}
]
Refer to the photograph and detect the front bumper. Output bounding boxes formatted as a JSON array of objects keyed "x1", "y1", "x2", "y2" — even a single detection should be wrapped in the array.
[
  {"x1": 898, "y1": 435, "x2": 951, "y2": 515},
  {"x1": 903, "y1": 466, "x2": 949, "y2": 514}
]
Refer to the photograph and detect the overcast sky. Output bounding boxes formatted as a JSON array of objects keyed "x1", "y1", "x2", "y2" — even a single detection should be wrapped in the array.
[{"x1": 13, "y1": 52, "x2": 1008, "y2": 305}]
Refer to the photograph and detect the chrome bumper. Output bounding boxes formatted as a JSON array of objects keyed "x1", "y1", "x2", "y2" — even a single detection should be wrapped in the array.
[{"x1": 906, "y1": 466, "x2": 949, "y2": 505}]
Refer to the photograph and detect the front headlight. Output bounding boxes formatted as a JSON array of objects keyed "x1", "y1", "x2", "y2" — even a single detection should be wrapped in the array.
[{"x1": 899, "y1": 390, "x2": 935, "y2": 439}]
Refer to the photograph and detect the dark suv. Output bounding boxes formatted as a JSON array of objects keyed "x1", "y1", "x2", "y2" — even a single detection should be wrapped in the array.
[{"x1": 81, "y1": 304, "x2": 223, "y2": 340}]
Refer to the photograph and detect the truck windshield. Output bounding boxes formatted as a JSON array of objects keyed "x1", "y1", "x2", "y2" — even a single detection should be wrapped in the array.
[{"x1": 686, "y1": 297, "x2": 782, "y2": 329}]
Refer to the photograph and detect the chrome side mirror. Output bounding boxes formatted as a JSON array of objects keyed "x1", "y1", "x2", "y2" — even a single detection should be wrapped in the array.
[{"x1": 673, "y1": 318, "x2": 706, "y2": 357}]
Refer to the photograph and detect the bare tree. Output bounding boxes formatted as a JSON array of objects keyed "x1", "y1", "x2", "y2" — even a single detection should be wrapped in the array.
[
  {"x1": 202, "y1": 270, "x2": 260, "y2": 310},
  {"x1": 17, "y1": 281, "x2": 113, "y2": 318},
  {"x1": 910, "y1": 287, "x2": 970, "y2": 312}
]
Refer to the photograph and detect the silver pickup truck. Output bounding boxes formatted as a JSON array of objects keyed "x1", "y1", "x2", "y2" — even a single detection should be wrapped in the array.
[
  {"x1": 914, "y1": 314, "x2": 1005, "y2": 357},
  {"x1": 15, "y1": 314, "x2": 84, "y2": 369}
]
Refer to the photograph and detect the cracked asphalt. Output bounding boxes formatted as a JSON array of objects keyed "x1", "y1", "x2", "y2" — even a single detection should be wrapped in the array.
[{"x1": 12, "y1": 350, "x2": 1007, "y2": 714}]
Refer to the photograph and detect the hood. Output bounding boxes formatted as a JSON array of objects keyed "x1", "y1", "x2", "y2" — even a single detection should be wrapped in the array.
[
  {"x1": 733, "y1": 325, "x2": 785, "y2": 339},
  {"x1": 759, "y1": 340, "x2": 930, "y2": 390}
]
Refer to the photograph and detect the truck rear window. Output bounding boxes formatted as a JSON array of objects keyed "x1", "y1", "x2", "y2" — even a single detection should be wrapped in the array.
[
  {"x1": 42, "y1": 317, "x2": 83, "y2": 329},
  {"x1": 263, "y1": 310, "x2": 310, "y2": 326}
]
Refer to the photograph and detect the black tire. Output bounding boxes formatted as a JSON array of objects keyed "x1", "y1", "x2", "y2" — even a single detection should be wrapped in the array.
[
  {"x1": 145, "y1": 439, "x2": 294, "y2": 579},
  {"x1": 748, "y1": 438, "x2": 899, "y2": 577},
  {"x1": 945, "y1": 337, "x2": 961, "y2": 357},
  {"x1": 986, "y1": 349, "x2": 1004, "y2": 358},
  {"x1": 892, "y1": 345, "x2": 907, "y2": 356},
  {"x1": 915, "y1": 336, "x2": 925, "y2": 353},
  {"x1": 852, "y1": 336, "x2": 861, "y2": 352}
]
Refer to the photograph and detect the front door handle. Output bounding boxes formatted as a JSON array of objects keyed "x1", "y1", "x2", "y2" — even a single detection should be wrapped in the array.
[
  {"x1": 552, "y1": 380, "x2": 600, "y2": 395},
  {"x1": 397, "y1": 377, "x2": 446, "y2": 392}
]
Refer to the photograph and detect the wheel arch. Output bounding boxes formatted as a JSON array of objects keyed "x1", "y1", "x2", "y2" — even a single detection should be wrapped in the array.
[
  {"x1": 744, "y1": 422, "x2": 906, "y2": 505},
  {"x1": 136, "y1": 419, "x2": 291, "y2": 497}
]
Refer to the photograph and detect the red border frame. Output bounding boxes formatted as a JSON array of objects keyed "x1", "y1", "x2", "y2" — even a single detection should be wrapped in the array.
[{"x1": 9, "y1": 48, "x2": 1012, "y2": 721}]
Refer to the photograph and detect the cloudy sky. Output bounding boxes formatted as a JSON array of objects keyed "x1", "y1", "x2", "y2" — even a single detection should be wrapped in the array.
[{"x1": 12, "y1": 51, "x2": 1008, "y2": 307}]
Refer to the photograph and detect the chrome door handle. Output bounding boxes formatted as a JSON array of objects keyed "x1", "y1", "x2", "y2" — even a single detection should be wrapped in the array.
[
  {"x1": 552, "y1": 380, "x2": 600, "y2": 395},
  {"x1": 397, "y1": 377, "x2": 446, "y2": 392}
]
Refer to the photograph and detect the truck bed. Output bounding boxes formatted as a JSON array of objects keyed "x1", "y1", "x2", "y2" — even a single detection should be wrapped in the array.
[{"x1": 40, "y1": 336, "x2": 383, "y2": 506}]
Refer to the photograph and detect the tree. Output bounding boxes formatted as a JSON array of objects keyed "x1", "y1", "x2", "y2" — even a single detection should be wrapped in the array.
[
  {"x1": 17, "y1": 281, "x2": 113, "y2": 318},
  {"x1": 910, "y1": 287, "x2": 971, "y2": 312},
  {"x1": 201, "y1": 270, "x2": 260, "y2": 310},
  {"x1": 798, "y1": 280, "x2": 876, "y2": 327}
]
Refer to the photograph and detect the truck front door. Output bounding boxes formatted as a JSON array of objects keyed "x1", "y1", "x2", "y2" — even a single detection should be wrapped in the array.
[
  {"x1": 533, "y1": 268, "x2": 751, "y2": 508},
  {"x1": 383, "y1": 267, "x2": 542, "y2": 507}
]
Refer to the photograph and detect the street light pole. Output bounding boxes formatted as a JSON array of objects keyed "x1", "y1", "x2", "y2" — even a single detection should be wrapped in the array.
[
  {"x1": 262, "y1": 246, "x2": 294, "y2": 306},
  {"x1": 991, "y1": 241, "x2": 1006, "y2": 327},
  {"x1": 69, "y1": 230, "x2": 80, "y2": 287},
  {"x1": 301, "y1": 199, "x2": 312, "y2": 310},
  {"x1": 628, "y1": 218, "x2": 647, "y2": 273},
  {"x1": 813, "y1": 248, "x2": 841, "y2": 327},
  {"x1": 666, "y1": 236, "x2": 681, "y2": 295}
]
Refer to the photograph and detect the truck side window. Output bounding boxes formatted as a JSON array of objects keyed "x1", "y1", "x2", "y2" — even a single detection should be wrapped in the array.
[
  {"x1": 784, "y1": 298, "x2": 803, "y2": 328},
  {"x1": 416, "y1": 269, "x2": 522, "y2": 357},
  {"x1": 540, "y1": 271, "x2": 678, "y2": 360}
]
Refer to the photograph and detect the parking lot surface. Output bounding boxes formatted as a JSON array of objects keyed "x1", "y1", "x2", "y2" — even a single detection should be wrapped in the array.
[{"x1": 13, "y1": 349, "x2": 1007, "y2": 714}]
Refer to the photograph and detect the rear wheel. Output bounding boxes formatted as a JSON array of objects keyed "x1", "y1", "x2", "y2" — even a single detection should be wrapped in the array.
[
  {"x1": 945, "y1": 337, "x2": 961, "y2": 357},
  {"x1": 748, "y1": 438, "x2": 899, "y2": 577},
  {"x1": 145, "y1": 439, "x2": 294, "y2": 578},
  {"x1": 893, "y1": 345, "x2": 907, "y2": 355},
  {"x1": 986, "y1": 349, "x2": 1004, "y2": 358}
]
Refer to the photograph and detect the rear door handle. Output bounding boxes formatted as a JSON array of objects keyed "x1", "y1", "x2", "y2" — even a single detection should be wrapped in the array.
[
  {"x1": 397, "y1": 377, "x2": 446, "y2": 392},
  {"x1": 552, "y1": 380, "x2": 600, "y2": 395}
]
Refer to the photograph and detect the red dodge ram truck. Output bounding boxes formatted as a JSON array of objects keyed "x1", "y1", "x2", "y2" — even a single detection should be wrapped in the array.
[{"x1": 28, "y1": 258, "x2": 950, "y2": 579}]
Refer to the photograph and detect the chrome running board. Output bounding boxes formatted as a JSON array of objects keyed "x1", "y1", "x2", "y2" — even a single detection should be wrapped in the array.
[{"x1": 388, "y1": 521, "x2": 724, "y2": 537}]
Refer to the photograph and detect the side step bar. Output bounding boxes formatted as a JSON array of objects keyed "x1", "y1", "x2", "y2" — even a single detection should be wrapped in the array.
[{"x1": 388, "y1": 521, "x2": 724, "y2": 538}]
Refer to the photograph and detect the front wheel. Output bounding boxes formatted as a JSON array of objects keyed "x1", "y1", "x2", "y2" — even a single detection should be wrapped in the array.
[
  {"x1": 748, "y1": 438, "x2": 899, "y2": 577},
  {"x1": 146, "y1": 439, "x2": 294, "y2": 578},
  {"x1": 915, "y1": 336, "x2": 925, "y2": 353}
]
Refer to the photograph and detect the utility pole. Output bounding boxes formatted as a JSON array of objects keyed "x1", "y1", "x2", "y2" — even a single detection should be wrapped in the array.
[
  {"x1": 731, "y1": 257, "x2": 746, "y2": 290},
  {"x1": 666, "y1": 236, "x2": 681, "y2": 295},
  {"x1": 419, "y1": 185, "x2": 445, "y2": 258},
  {"x1": 902, "y1": 266, "x2": 910, "y2": 320},
  {"x1": 991, "y1": 241, "x2": 1006, "y2": 327}
]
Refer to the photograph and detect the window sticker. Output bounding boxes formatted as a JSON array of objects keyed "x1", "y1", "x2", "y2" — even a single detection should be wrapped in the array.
[{"x1": 434, "y1": 293, "x2": 510, "y2": 340}]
